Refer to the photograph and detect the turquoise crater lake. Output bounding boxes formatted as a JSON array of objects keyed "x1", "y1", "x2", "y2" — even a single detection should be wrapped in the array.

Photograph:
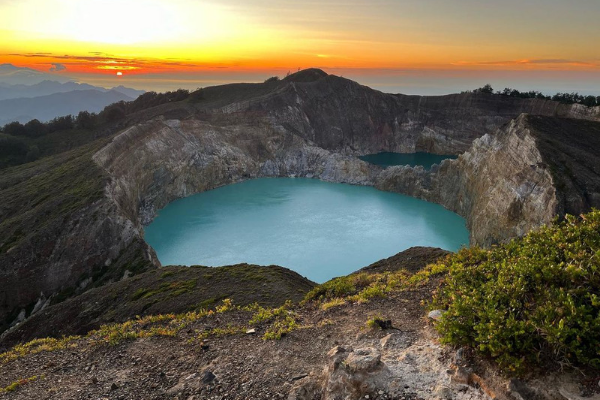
[
  {"x1": 145, "y1": 178, "x2": 469, "y2": 283},
  {"x1": 359, "y1": 152, "x2": 458, "y2": 169}
]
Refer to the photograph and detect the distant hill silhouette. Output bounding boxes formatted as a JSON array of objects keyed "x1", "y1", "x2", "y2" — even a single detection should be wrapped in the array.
[
  {"x1": 0, "y1": 80, "x2": 144, "y2": 101},
  {"x1": 0, "y1": 63, "x2": 71, "y2": 85},
  {"x1": 0, "y1": 90, "x2": 134, "y2": 125},
  {"x1": 0, "y1": 64, "x2": 145, "y2": 124}
]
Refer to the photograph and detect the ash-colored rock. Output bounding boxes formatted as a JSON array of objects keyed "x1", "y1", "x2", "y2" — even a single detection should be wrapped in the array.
[
  {"x1": 292, "y1": 339, "x2": 488, "y2": 400},
  {"x1": 344, "y1": 347, "x2": 381, "y2": 373},
  {"x1": 380, "y1": 332, "x2": 412, "y2": 350},
  {"x1": 428, "y1": 310, "x2": 445, "y2": 321}
]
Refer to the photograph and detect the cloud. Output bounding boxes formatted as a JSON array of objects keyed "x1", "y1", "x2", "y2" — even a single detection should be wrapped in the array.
[
  {"x1": 49, "y1": 63, "x2": 67, "y2": 72},
  {"x1": 451, "y1": 59, "x2": 599, "y2": 68},
  {"x1": 8, "y1": 52, "x2": 215, "y2": 70}
]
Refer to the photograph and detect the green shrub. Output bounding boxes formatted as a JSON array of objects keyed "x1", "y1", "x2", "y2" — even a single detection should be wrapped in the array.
[
  {"x1": 0, "y1": 375, "x2": 42, "y2": 393},
  {"x1": 160, "y1": 270, "x2": 176, "y2": 279},
  {"x1": 248, "y1": 300, "x2": 291, "y2": 324},
  {"x1": 432, "y1": 210, "x2": 600, "y2": 373},
  {"x1": 304, "y1": 276, "x2": 356, "y2": 301},
  {"x1": 304, "y1": 270, "x2": 411, "y2": 307},
  {"x1": 263, "y1": 315, "x2": 298, "y2": 340}
]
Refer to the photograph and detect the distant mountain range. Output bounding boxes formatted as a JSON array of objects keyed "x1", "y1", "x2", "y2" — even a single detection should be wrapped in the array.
[
  {"x1": 0, "y1": 90, "x2": 135, "y2": 125},
  {"x1": 0, "y1": 80, "x2": 145, "y2": 100},
  {"x1": 0, "y1": 64, "x2": 146, "y2": 125},
  {"x1": 0, "y1": 63, "x2": 72, "y2": 85}
]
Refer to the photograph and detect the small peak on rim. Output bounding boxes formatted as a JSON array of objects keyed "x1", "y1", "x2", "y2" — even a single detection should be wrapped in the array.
[{"x1": 283, "y1": 68, "x2": 328, "y2": 83}]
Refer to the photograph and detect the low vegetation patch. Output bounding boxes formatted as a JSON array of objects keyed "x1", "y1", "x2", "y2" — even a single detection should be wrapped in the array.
[
  {"x1": 0, "y1": 375, "x2": 42, "y2": 393},
  {"x1": 263, "y1": 315, "x2": 298, "y2": 340},
  {"x1": 431, "y1": 210, "x2": 600, "y2": 373},
  {"x1": 87, "y1": 298, "x2": 303, "y2": 346},
  {"x1": 89, "y1": 311, "x2": 209, "y2": 346},
  {"x1": 198, "y1": 325, "x2": 247, "y2": 340},
  {"x1": 0, "y1": 337, "x2": 80, "y2": 364},
  {"x1": 366, "y1": 316, "x2": 392, "y2": 330},
  {"x1": 244, "y1": 300, "x2": 301, "y2": 340},
  {"x1": 304, "y1": 270, "x2": 414, "y2": 309},
  {"x1": 130, "y1": 279, "x2": 197, "y2": 301},
  {"x1": 247, "y1": 300, "x2": 292, "y2": 325}
]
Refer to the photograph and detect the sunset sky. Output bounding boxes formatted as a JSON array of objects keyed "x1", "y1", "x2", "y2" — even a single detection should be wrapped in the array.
[{"x1": 1, "y1": 0, "x2": 599, "y2": 94}]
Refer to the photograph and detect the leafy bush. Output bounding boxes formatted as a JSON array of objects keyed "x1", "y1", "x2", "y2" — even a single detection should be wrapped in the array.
[{"x1": 432, "y1": 210, "x2": 600, "y2": 373}]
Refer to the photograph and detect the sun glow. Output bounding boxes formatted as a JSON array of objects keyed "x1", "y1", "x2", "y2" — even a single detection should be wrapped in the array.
[
  {"x1": 68, "y1": 0, "x2": 181, "y2": 45},
  {"x1": 1, "y1": 0, "x2": 241, "y2": 47},
  {"x1": 0, "y1": 0, "x2": 598, "y2": 93}
]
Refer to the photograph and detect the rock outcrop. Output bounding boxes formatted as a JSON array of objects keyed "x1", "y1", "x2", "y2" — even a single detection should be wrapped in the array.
[{"x1": 289, "y1": 340, "x2": 487, "y2": 400}]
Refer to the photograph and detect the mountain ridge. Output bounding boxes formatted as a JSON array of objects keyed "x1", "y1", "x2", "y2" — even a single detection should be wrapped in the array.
[
  {"x1": 1, "y1": 68, "x2": 599, "y2": 353},
  {"x1": 0, "y1": 80, "x2": 145, "y2": 101}
]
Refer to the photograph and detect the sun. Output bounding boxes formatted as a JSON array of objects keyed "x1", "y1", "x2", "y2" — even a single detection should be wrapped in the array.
[{"x1": 116, "y1": 72, "x2": 123, "y2": 76}]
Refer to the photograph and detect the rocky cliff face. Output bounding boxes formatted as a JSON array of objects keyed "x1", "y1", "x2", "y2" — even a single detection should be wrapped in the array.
[
  {"x1": 377, "y1": 114, "x2": 600, "y2": 245},
  {"x1": 526, "y1": 116, "x2": 600, "y2": 215},
  {"x1": 208, "y1": 69, "x2": 600, "y2": 156},
  {"x1": 93, "y1": 117, "x2": 378, "y2": 228}
]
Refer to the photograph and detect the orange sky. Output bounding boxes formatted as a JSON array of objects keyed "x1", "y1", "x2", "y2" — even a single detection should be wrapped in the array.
[{"x1": 1, "y1": 0, "x2": 599, "y2": 93}]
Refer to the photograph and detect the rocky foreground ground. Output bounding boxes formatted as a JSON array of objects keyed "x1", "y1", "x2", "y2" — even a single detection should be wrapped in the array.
[
  {"x1": 0, "y1": 280, "x2": 488, "y2": 399},
  {"x1": 1, "y1": 248, "x2": 597, "y2": 400}
]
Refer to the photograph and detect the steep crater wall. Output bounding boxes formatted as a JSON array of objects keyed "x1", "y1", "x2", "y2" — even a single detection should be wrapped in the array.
[
  {"x1": 93, "y1": 118, "x2": 379, "y2": 229},
  {"x1": 218, "y1": 72, "x2": 600, "y2": 156},
  {"x1": 95, "y1": 113, "x2": 600, "y2": 256},
  {"x1": 377, "y1": 114, "x2": 600, "y2": 245}
]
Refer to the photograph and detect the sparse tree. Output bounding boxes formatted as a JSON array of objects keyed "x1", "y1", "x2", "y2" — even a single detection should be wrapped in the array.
[
  {"x1": 474, "y1": 84, "x2": 494, "y2": 94},
  {"x1": 47, "y1": 115, "x2": 74, "y2": 133},
  {"x1": 23, "y1": 119, "x2": 47, "y2": 137},
  {"x1": 76, "y1": 111, "x2": 97, "y2": 129}
]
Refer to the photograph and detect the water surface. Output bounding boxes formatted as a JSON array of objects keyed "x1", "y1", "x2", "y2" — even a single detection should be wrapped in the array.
[
  {"x1": 360, "y1": 152, "x2": 457, "y2": 169},
  {"x1": 145, "y1": 178, "x2": 468, "y2": 283}
]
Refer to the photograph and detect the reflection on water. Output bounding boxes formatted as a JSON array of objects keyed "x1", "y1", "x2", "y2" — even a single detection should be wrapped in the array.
[{"x1": 145, "y1": 178, "x2": 469, "y2": 283}]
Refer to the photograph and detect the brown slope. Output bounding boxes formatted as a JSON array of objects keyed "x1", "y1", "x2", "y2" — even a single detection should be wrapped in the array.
[
  {"x1": 526, "y1": 115, "x2": 600, "y2": 215},
  {"x1": 0, "y1": 264, "x2": 315, "y2": 350}
]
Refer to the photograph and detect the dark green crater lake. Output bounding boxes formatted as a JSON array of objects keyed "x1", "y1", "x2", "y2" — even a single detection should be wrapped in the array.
[
  {"x1": 359, "y1": 152, "x2": 458, "y2": 169},
  {"x1": 145, "y1": 178, "x2": 469, "y2": 283}
]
